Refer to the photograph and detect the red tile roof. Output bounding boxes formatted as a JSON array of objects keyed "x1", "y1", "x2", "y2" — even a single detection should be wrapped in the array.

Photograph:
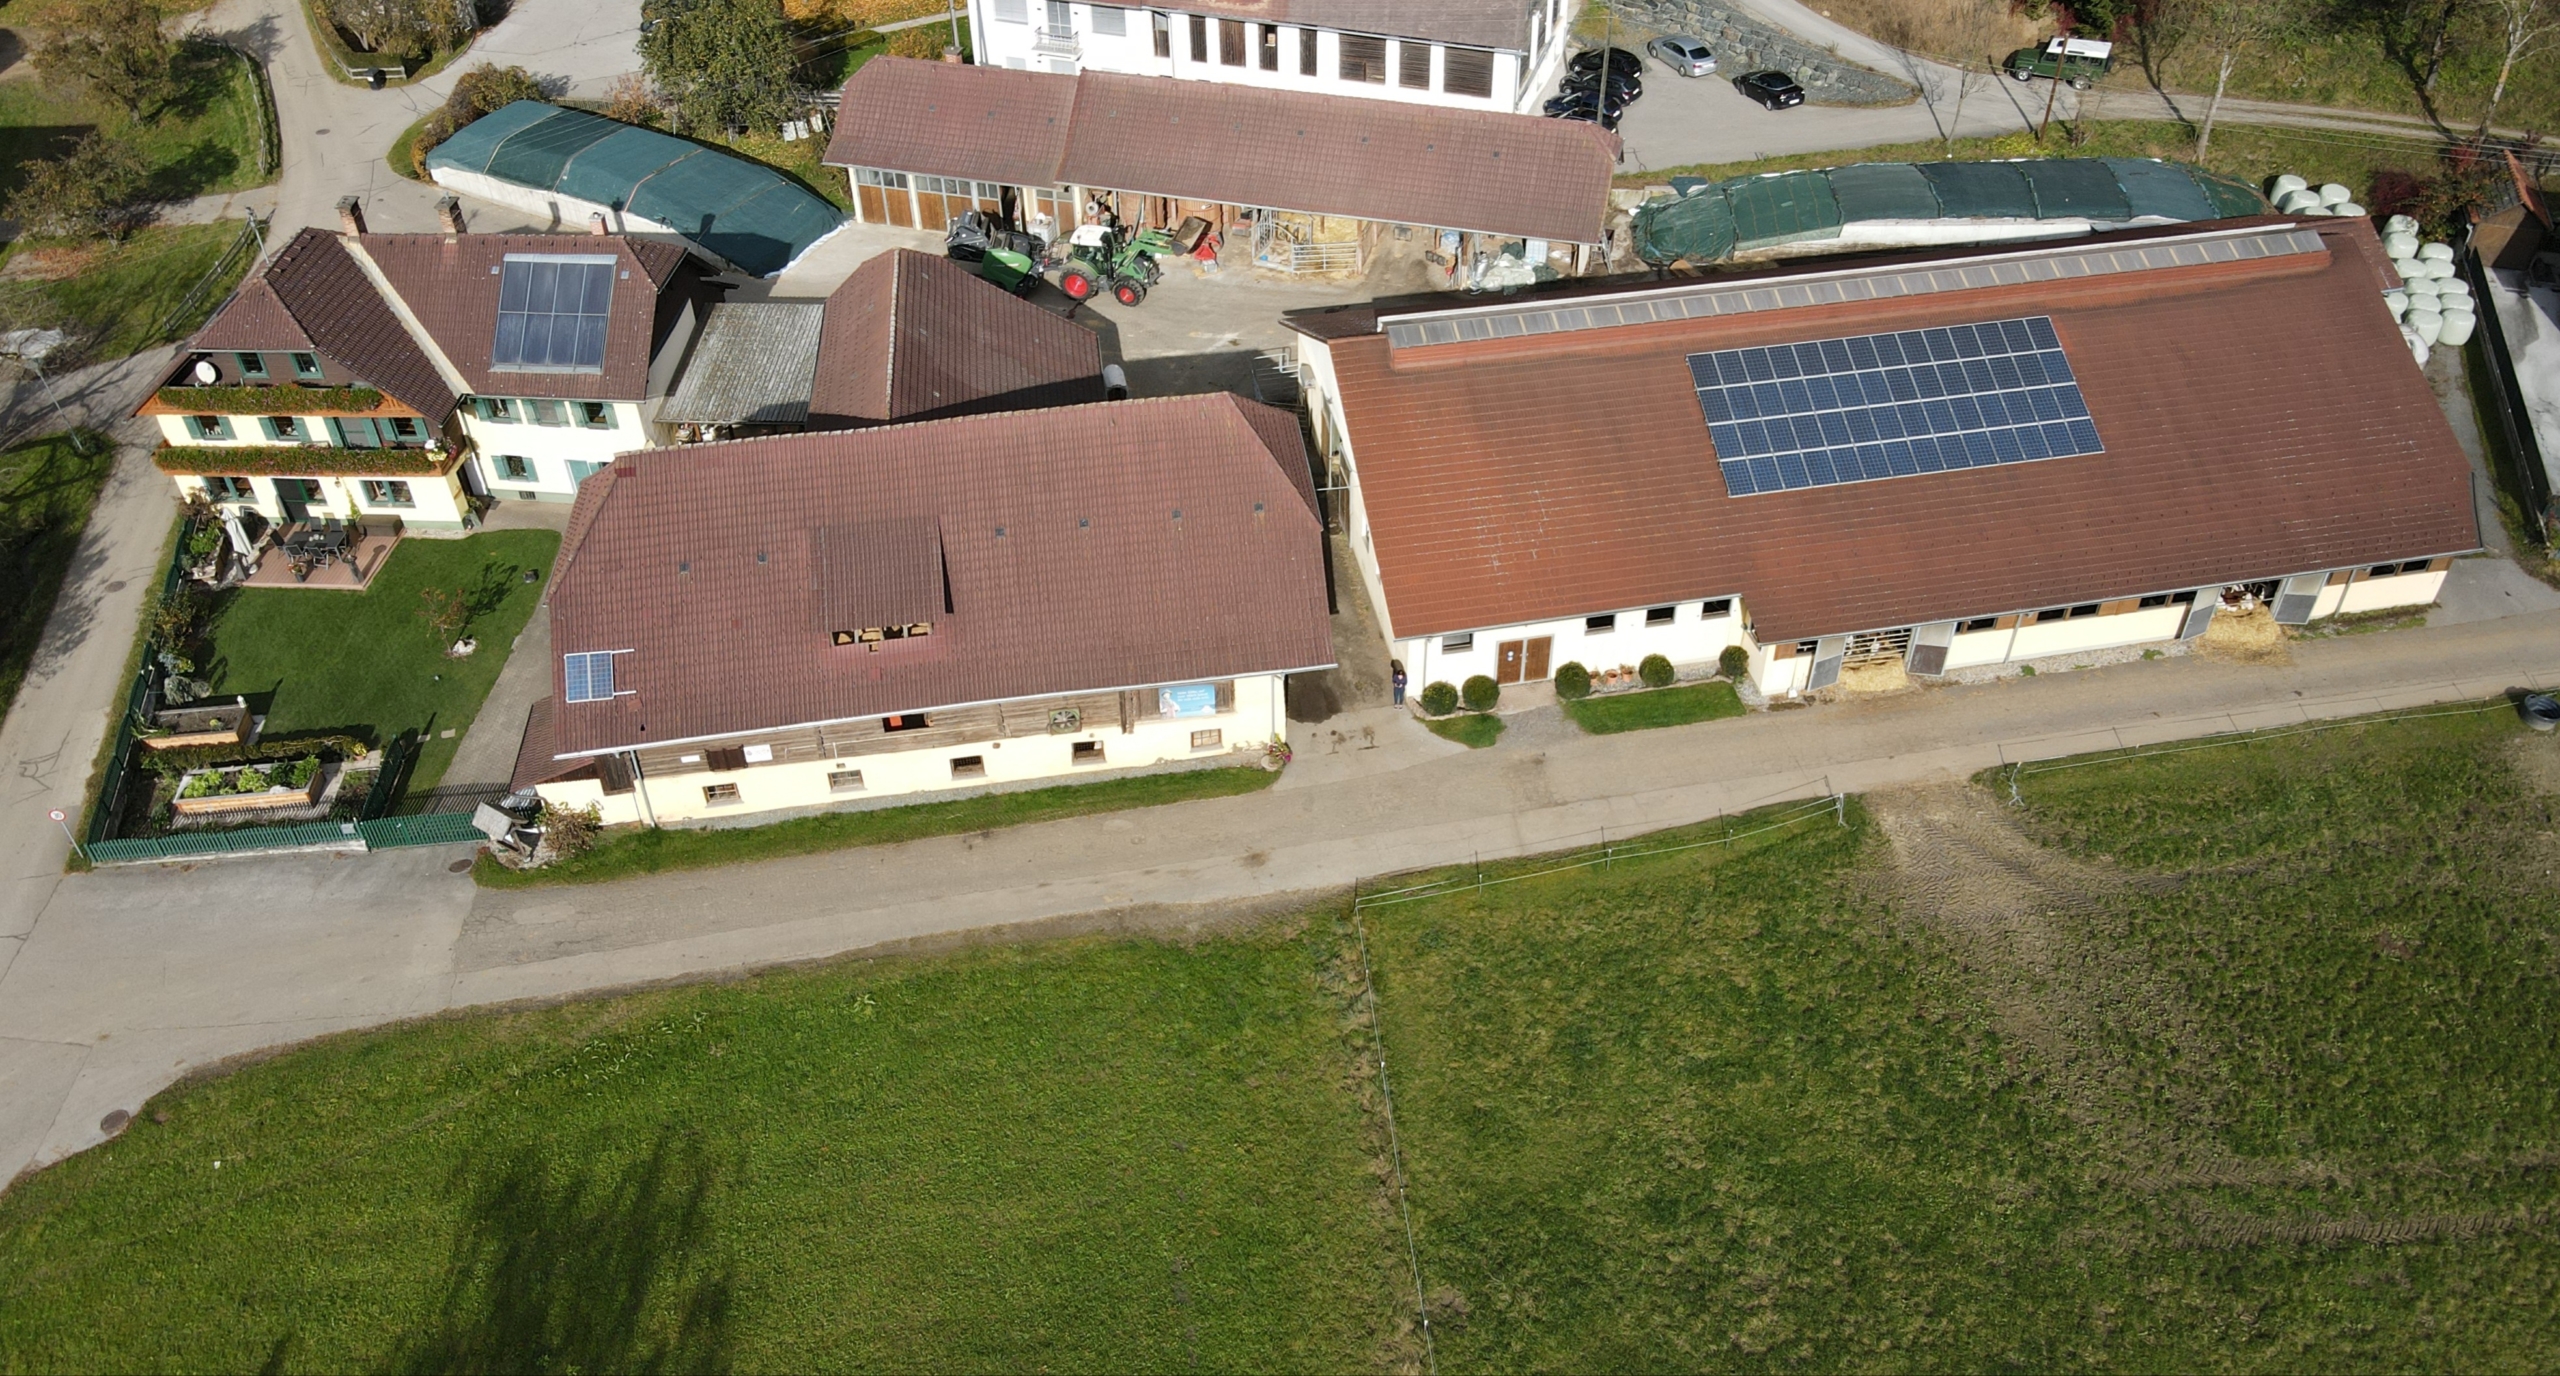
[
  {"x1": 541, "y1": 394, "x2": 1335, "y2": 757},
  {"x1": 1297, "y1": 217, "x2": 2481, "y2": 643},
  {"x1": 179, "y1": 229, "x2": 458, "y2": 420},
  {"x1": 362, "y1": 233, "x2": 695, "y2": 402},
  {"x1": 826, "y1": 58, "x2": 1616, "y2": 243},
  {"x1": 810, "y1": 248, "x2": 1102, "y2": 427}
]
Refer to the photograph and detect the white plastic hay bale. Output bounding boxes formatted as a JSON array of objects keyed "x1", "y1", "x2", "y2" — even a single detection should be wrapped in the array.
[
  {"x1": 2438, "y1": 310, "x2": 2476, "y2": 346},
  {"x1": 2384, "y1": 213, "x2": 2419, "y2": 236},
  {"x1": 2333, "y1": 202, "x2": 2366, "y2": 218},
  {"x1": 2318, "y1": 183, "x2": 2353, "y2": 206},
  {"x1": 2382, "y1": 231, "x2": 2420, "y2": 258},
  {"x1": 2382, "y1": 289, "x2": 2408, "y2": 320},
  {"x1": 2418, "y1": 241, "x2": 2455, "y2": 262},
  {"x1": 2401, "y1": 323, "x2": 2430, "y2": 364},
  {"x1": 2404, "y1": 273, "x2": 2440, "y2": 294},
  {"x1": 2394, "y1": 257, "x2": 2429, "y2": 282},
  {"x1": 2436, "y1": 274, "x2": 2473, "y2": 298},
  {"x1": 2272, "y1": 173, "x2": 2310, "y2": 197},
  {"x1": 2275, "y1": 189, "x2": 2321, "y2": 213},
  {"x1": 2408, "y1": 309, "x2": 2444, "y2": 345}
]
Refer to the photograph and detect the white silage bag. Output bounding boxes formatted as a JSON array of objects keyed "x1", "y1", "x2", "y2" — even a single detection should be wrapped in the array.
[
  {"x1": 2332, "y1": 202, "x2": 2366, "y2": 218},
  {"x1": 2436, "y1": 276, "x2": 2473, "y2": 301},
  {"x1": 2277, "y1": 190, "x2": 2323, "y2": 214},
  {"x1": 2408, "y1": 309, "x2": 2444, "y2": 345},
  {"x1": 2401, "y1": 323, "x2": 2430, "y2": 364},
  {"x1": 2419, "y1": 241, "x2": 2455, "y2": 262},
  {"x1": 2395, "y1": 257, "x2": 2430, "y2": 282},
  {"x1": 2272, "y1": 174, "x2": 2310, "y2": 197},
  {"x1": 2384, "y1": 214, "x2": 2419, "y2": 236},
  {"x1": 2438, "y1": 310, "x2": 2476, "y2": 346},
  {"x1": 2382, "y1": 231, "x2": 2420, "y2": 258},
  {"x1": 2318, "y1": 183, "x2": 2354, "y2": 206}
]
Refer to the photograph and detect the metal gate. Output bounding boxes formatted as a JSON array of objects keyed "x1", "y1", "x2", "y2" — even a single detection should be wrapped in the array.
[
  {"x1": 1905, "y1": 621, "x2": 1957, "y2": 676},
  {"x1": 2271, "y1": 572, "x2": 2328, "y2": 625}
]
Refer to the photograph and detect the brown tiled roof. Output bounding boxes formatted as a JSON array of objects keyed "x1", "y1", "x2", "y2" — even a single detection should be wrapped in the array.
[
  {"x1": 509, "y1": 698, "x2": 595, "y2": 791},
  {"x1": 542, "y1": 394, "x2": 1334, "y2": 756},
  {"x1": 181, "y1": 229, "x2": 459, "y2": 420},
  {"x1": 362, "y1": 234, "x2": 692, "y2": 402},
  {"x1": 826, "y1": 59, "x2": 1615, "y2": 243},
  {"x1": 809, "y1": 249, "x2": 1102, "y2": 428},
  {"x1": 1302, "y1": 218, "x2": 2481, "y2": 643},
  {"x1": 187, "y1": 277, "x2": 314, "y2": 352}
]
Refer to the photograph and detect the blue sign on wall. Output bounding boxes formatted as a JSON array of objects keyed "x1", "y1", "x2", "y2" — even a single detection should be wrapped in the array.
[{"x1": 1159, "y1": 683, "x2": 1219, "y2": 718}]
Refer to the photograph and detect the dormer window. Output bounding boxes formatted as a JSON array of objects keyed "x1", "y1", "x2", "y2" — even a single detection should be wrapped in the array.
[
  {"x1": 290, "y1": 352, "x2": 321, "y2": 380},
  {"x1": 236, "y1": 352, "x2": 267, "y2": 379},
  {"x1": 831, "y1": 622, "x2": 933, "y2": 650}
]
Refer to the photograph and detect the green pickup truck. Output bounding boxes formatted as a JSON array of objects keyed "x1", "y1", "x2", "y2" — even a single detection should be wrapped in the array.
[{"x1": 2002, "y1": 36, "x2": 2115, "y2": 90}]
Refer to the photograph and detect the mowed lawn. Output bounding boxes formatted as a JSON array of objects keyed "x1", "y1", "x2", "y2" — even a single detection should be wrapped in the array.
[
  {"x1": 3, "y1": 704, "x2": 2556, "y2": 1368},
  {"x1": 205, "y1": 530, "x2": 556, "y2": 799}
]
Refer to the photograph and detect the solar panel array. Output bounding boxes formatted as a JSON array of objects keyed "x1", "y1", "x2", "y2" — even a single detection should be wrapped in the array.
[
  {"x1": 1690, "y1": 316, "x2": 2102, "y2": 497},
  {"x1": 562, "y1": 650, "x2": 617, "y2": 703},
  {"x1": 493, "y1": 255, "x2": 617, "y2": 371}
]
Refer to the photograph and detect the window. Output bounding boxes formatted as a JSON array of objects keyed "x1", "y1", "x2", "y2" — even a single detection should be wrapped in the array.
[
  {"x1": 1645, "y1": 606, "x2": 1676, "y2": 627},
  {"x1": 829, "y1": 768, "x2": 866, "y2": 793},
  {"x1": 360, "y1": 479, "x2": 413, "y2": 507},
  {"x1": 1795, "y1": 640, "x2": 1818, "y2": 656},
  {"x1": 1153, "y1": 10, "x2": 1170, "y2": 57},
  {"x1": 474, "y1": 396, "x2": 517, "y2": 423},
  {"x1": 496, "y1": 454, "x2": 535, "y2": 481},
  {"x1": 493, "y1": 255, "x2": 616, "y2": 372},
  {"x1": 882, "y1": 713, "x2": 930, "y2": 732},
  {"x1": 702, "y1": 782, "x2": 741, "y2": 805},
  {"x1": 1072, "y1": 740, "x2": 1107, "y2": 765},
  {"x1": 206, "y1": 476, "x2": 255, "y2": 501},
  {"x1": 1702, "y1": 598, "x2": 1733, "y2": 617},
  {"x1": 2137, "y1": 593, "x2": 2172, "y2": 608},
  {"x1": 1397, "y1": 39, "x2": 1430, "y2": 88},
  {"x1": 186, "y1": 414, "x2": 232, "y2": 441},
  {"x1": 2400, "y1": 559, "x2": 2436, "y2": 575},
  {"x1": 2033, "y1": 608, "x2": 2067, "y2": 624},
  {"x1": 1218, "y1": 16, "x2": 1243, "y2": 64},
  {"x1": 1190, "y1": 728, "x2": 1223, "y2": 750},
  {"x1": 1092, "y1": 3, "x2": 1126, "y2": 35},
  {"x1": 1189, "y1": 13, "x2": 1206, "y2": 61},
  {"x1": 529, "y1": 399, "x2": 569, "y2": 426},
  {"x1": 259, "y1": 416, "x2": 305, "y2": 442},
  {"x1": 854, "y1": 168, "x2": 909, "y2": 189},
  {"x1": 576, "y1": 401, "x2": 615, "y2": 429},
  {"x1": 1258, "y1": 22, "x2": 1277, "y2": 68},
  {"x1": 1296, "y1": 25, "x2": 1316, "y2": 74},
  {"x1": 2170, "y1": 589, "x2": 2198, "y2": 604},
  {"x1": 708, "y1": 746, "x2": 749, "y2": 771},
  {"x1": 2369, "y1": 564, "x2": 2399, "y2": 579},
  {"x1": 950, "y1": 755, "x2": 987, "y2": 779},
  {"x1": 1585, "y1": 613, "x2": 1617, "y2": 634},
  {"x1": 1444, "y1": 45, "x2": 1494, "y2": 97},
  {"x1": 1339, "y1": 32, "x2": 1384, "y2": 81},
  {"x1": 330, "y1": 417, "x2": 381, "y2": 448},
  {"x1": 1441, "y1": 632, "x2": 1474, "y2": 653},
  {"x1": 563, "y1": 651, "x2": 620, "y2": 702},
  {"x1": 1959, "y1": 617, "x2": 1999, "y2": 633},
  {"x1": 2068, "y1": 604, "x2": 2100, "y2": 619},
  {"x1": 290, "y1": 352, "x2": 322, "y2": 380},
  {"x1": 386, "y1": 416, "x2": 427, "y2": 445},
  {"x1": 992, "y1": 0, "x2": 1026, "y2": 20},
  {"x1": 235, "y1": 352, "x2": 267, "y2": 379}
]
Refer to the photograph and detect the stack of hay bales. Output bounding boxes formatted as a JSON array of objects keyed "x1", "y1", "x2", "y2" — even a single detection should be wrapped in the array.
[
  {"x1": 2268, "y1": 174, "x2": 2366, "y2": 219},
  {"x1": 2372, "y1": 214, "x2": 2475, "y2": 355}
]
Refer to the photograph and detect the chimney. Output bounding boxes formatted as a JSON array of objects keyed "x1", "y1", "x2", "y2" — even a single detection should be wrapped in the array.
[
  {"x1": 435, "y1": 195, "x2": 465, "y2": 235},
  {"x1": 942, "y1": 44, "x2": 963, "y2": 62},
  {"x1": 336, "y1": 195, "x2": 367, "y2": 236},
  {"x1": 588, "y1": 211, "x2": 610, "y2": 236}
]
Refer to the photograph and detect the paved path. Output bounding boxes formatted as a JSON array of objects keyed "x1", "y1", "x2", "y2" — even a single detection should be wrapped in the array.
[{"x1": 4, "y1": 590, "x2": 2558, "y2": 1184}]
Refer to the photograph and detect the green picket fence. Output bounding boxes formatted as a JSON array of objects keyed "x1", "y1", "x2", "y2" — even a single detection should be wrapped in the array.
[
  {"x1": 356, "y1": 812, "x2": 487, "y2": 849},
  {"x1": 85, "y1": 821, "x2": 365, "y2": 865}
]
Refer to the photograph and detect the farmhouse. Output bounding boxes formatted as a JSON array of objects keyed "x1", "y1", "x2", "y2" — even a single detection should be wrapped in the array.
[
  {"x1": 1287, "y1": 215, "x2": 2480, "y2": 697},
  {"x1": 515, "y1": 394, "x2": 1334, "y2": 824},
  {"x1": 824, "y1": 57, "x2": 1615, "y2": 275}
]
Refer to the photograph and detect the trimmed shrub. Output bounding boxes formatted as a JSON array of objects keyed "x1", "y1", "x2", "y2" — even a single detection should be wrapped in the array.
[
  {"x1": 1418, "y1": 680, "x2": 1459, "y2": 716},
  {"x1": 1639, "y1": 653, "x2": 1674, "y2": 688},
  {"x1": 1718, "y1": 645, "x2": 1750, "y2": 680},
  {"x1": 1461, "y1": 674, "x2": 1500, "y2": 713},
  {"x1": 141, "y1": 732, "x2": 367, "y2": 777},
  {"x1": 1553, "y1": 661, "x2": 1592, "y2": 700}
]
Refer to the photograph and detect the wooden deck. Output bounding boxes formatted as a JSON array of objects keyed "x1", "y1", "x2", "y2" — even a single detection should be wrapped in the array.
[{"x1": 238, "y1": 528, "x2": 400, "y2": 591}]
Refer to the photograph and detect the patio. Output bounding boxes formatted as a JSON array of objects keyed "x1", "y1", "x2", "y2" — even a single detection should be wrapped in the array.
[{"x1": 238, "y1": 523, "x2": 401, "y2": 591}]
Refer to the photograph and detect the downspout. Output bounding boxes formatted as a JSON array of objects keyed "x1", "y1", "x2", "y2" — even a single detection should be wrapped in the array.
[{"x1": 628, "y1": 749, "x2": 659, "y2": 828}]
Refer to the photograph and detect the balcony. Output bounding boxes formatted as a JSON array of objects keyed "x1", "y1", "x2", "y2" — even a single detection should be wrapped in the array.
[{"x1": 1031, "y1": 24, "x2": 1079, "y2": 58}]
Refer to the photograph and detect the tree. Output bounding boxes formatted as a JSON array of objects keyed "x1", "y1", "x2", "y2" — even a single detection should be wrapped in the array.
[
  {"x1": 318, "y1": 0, "x2": 474, "y2": 63},
  {"x1": 411, "y1": 63, "x2": 545, "y2": 172},
  {"x1": 640, "y1": 0, "x2": 798, "y2": 137},
  {"x1": 6, "y1": 134, "x2": 151, "y2": 241},
  {"x1": 2482, "y1": 0, "x2": 2557, "y2": 132},
  {"x1": 33, "y1": 0, "x2": 178, "y2": 118},
  {"x1": 418, "y1": 585, "x2": 469, "y2": 647},
  {"x1": 1874, "y1": 0, "x2": 2012, "y2": 155},
  {"x1": 2151, "y1": 0, "x2": 2306, "y2": 158}
]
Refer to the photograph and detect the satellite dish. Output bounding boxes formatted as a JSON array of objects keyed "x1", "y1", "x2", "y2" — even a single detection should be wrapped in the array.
[{"x1": 193, "y1": 359, "x2": 218, "y2": 384}]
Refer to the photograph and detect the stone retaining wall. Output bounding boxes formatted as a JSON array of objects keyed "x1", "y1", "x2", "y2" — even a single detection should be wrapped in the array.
[{"x1": 1610, "y1": 0, "x2": 1917, "y2": 106}]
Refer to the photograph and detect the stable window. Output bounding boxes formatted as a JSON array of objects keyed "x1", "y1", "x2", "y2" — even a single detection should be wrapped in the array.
[
  {"x1": 2369, "y1": 564, "x2": 2399, "y2": 579},
  {"x1": 1443, "y1": 44, "x2": 1494, "y2": 97},
  {"x1": 1072, "y1": 740, "x2": 1107, "y2": 765},
  {"x1": 1092, "y1": 4, "x2": 1125, "y2": 35},
  {"x1": 529, "y1": 399, "x2": 569, "y2": 426},
  {"x1": 882, "y1": 713, "x2": 930, "y2": 732},
  {"x1": 1339, "y1": 32, "x2": 1385, "y2": 81},
  {"x1": 951, "y1": 755, "x2": 987, "y2": 779},
  {"x1": 853, "y1": 168, "x2": 909, "y2": 189},
  {"x1": 496, "y1": 454, "x2": 535, "y2": 481},
  {"x1": 1189, "y1": 13, "x2": 1206, "y2": 61},
  {"x1": 360, "y1": 479, "x2": 413, "y2": 507},
  {"x1": 563, "y1": 651, "x2": 621, "y2": 702},
  {"x1": 1190, "y1": 728, "x2": 1223, "y2": 750},
  {"x1": 2033, "y1": 608, "x2": 2068, "y2": 624},
  {"x1": 1585, "y1": 613, "x2": 1617, "y2": 633},
  {"x1": 576, "y1": 401, "x2": 615, "y2": 429},
  {"x1": 707, "y1": 746, "x2": 748, "y2": 771},
  {"x1": 1702, "y1": 598, "x2": 1733, "y2": 617},
  {"x1": 1397, "y1": 39, "x2": 1430, "y2": 88},
  {"x1": 2171, "y1": 589, "x2": 2198, "y2": 604},
  {"x1": 1258, "y1": 23, "x2": 1278, "y2": 68},
  {"x1": 2138, "y1": 593, "x2": 2172, "y2": 608},
  {"x1": 1153, "y1": 10, "x2": 1170, "y2": 57},
  {"x1": 2399, "y1": 559, "x2": 2435, "y2": 575},
  {"x1": 1218, "y1": 16, "x2": 1244, "y2": 64},
  {"x1": 2068, "y1": 604, "x2": 2100, "y2": 619},
  {"x1": 1645, "y1": 606, "x2": 1676, "y2": 627},
  {"x1": 1959, "y1": 617, "x2": 1999, "y2": 633},
  {"x1": 829, "y1": 768, "x2": 865, "y2": 793},
  {"x1": 1297, "y1": 25, "x2": 1316, "y2": 74},
  {"x1": 474, "y1": 396, "x2": 517, "y2": 423},
  {"x1": 290, "y1": 352, "x2": 322, "y2": 379},
  {"x1": 206, "y1": 476, "x2": 255, "y2": 501},
  {"x1": 186, "y1": 414, "x2": 232, "y2": 441},
  {"x1": 259, "y1": 416, "x2": 307, "y2": 442},
  {"x1": 702, "y1": 782, "x2": 741, "y2": 805},
  {"x1": 235, "y1": 352, "x2": 267, "y2": 379},
  {"x1": 1441, "y1": 632, "x2": 1474, "y2": 653}
]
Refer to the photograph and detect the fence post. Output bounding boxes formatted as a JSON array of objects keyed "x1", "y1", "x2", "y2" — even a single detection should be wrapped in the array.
[{"x1": 1834, "y1": 792, "x2": 1845, "y2": 826}]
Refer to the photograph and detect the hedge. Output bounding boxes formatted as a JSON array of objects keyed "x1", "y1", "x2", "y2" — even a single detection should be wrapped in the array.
[
  {"x1": 1719, "y1": 645, "x2": 1750, "y2": 679},
  {"x1": 139, "y1": 732, "x2": 370, "y2": 777},
  {"x1": 1639, "y1": 653, "x2": 1675, "y2": 688},
  {"x1": 154, "y1": 445, "x2": 454, "y2": 477},
  {"x1": 1461, "y1": 674, "x2": 1500, "y2": 712},
  {"x1": 1418, "y1": 680, "x2": 1459, "y2": 716},
  {"x1": 157, "y1": 385, "x2": 388, "y2": 415}
]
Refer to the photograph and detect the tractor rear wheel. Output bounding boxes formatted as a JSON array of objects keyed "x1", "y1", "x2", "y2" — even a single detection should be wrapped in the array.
[
  {"x1": 1113, "y1": 279, "x2": 1147, "y2": 306},
  {"x1": 1060, "y1": 270, "x2": 1096, "y2": 301}
]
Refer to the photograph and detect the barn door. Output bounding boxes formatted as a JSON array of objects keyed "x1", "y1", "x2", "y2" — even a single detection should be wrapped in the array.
[
  {"x1": 1523, "y1": 636, "x2": 1552, "y2": 681},
  {"x1": 1806, "y1": 635, "x2": 1849, "y2": 690},
  {"x1": 2178, "y1": 595, "x2": 2217, "y2": 639},
  {"x1": 2271, "y1": 572, "x2": 2327, "y2": 625},
  {"x1": 1496, "y1": 639, "x2": 1525, "y2": 685},
  {"x1": 1906, "y1": 621, "x2": 1957, "y2": 676}
]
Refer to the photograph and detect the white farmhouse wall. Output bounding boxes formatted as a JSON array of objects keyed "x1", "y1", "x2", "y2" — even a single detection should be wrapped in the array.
[
  {"x1": 2337, "y1": 567, "x2": 2447, "y2": 614},
  {"x1": 2005, "y1": 605, "x2": 2188, "y2": 660},
  {"x1": 1398, "y1": 602, "x2": 1744, "y2": 690},
  {"x1": 168, "y1": 470, "x2": 471, "y2": 530},
  {"x1": 460, "y1": 401, "x2": 653, "y2": 502}
]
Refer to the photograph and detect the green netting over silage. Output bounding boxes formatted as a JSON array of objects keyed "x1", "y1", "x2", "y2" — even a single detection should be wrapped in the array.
[
  {"x1": 2189, "y1": 167, "x2": 2270, "y2": 218},
  {"x1": 2019, "y1": 159, "x2": 2130, "y2": 220},
  {"x1": 1824, "y1": 162, "x2": 1939, "y2": 222},
  {"x1": 482, "y1": 112, "x2": 623, "y2": 189},
  {"x1": 2105, "y1": 157, "x2": 2218, "y2": 221},
  {"x1": 1916, "y1": 161, "x2": 2038, "y2": 219},
  {"x1": 1723, "y1": 171, "x2": 1842, "y2": 246},
  {"x1": 422, "y1": 100, "x2": 554, "y2": 174},
  {"x1": 1630, "y1": 186, "x2": 1736, "y2": 264}
]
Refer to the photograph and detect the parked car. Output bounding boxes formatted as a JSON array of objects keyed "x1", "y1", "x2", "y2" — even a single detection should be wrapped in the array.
[
  {"x1": 1561, "y1": 68, "x2": 1641, "y2": 102},
  {"x1": 1544, "y1": 91, "x2": 1630, "y2": 125},
  {"x1": 1733, "y1": 70, "x2": 1805, "y2": 109},
  {"x1": 1568, "y1": 46, "x2": 1642, "y2": 79},
  {"x1": 2002, "y1": 36, "x2": 2115, "y2": 89},
  {"x1": 1645, "y1": 35, "x2": 1716, "y2": 76}
]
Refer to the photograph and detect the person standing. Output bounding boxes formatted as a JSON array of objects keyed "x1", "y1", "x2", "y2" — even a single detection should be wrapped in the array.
[{"x1": 1390, "y1": 659, "x2": 1408, "y2": 707}]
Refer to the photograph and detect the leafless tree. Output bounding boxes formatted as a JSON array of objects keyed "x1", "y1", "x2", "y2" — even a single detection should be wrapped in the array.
[
  {"x1": 1875, "y1": 0, "x2": 2011, "y2": 154},
  {"x1": 2482, "y1": 0, "x2": 2557, "y2": 132},
  {"x1": 2151, "y1": 0, "x2": 2306, "y2": 158}
]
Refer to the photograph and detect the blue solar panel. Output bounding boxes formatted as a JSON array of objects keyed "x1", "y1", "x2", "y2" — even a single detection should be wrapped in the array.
[
  {"x1": 493, "y1": 256, "x2": 617, "y2": 371},
  {"x1": 1690, "y1": 316, "x2": 2103, "y2": 497}
]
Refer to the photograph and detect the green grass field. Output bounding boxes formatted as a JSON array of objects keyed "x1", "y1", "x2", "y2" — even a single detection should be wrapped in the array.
[
  {"x1": 478, "y1": 766, "x2": 1280, "y2": 888},
  {"x1": 1423, "y1": 712, "x2": 1504, "y2": 748},
  {"x1": 0, "y1": 432, "x2": 112, "y2": 735},
  {"x1": 204, "y1": 531, "x2": 556, "y2": 801},
  {"x1": 0, "y1": 220, "x2": 259, "y2": 365},
  {"x1": 1562, "y1": 679, "x2": 1745, "y2": 734},
  {"x1": 0, "y1": 40, "x2": 269, "y2": 207},
  {"x1": 6, "y1": 702, "x2": 2555, "y2": 1368}
]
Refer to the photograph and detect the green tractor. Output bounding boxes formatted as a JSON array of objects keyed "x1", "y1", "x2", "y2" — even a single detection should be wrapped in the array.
[
  {"x1": 944, "y1": 211, "x2": 1047, "y2": 295},
  {"x1": 1054, "y1": 222, "x2": 1180, "y2": 306}
]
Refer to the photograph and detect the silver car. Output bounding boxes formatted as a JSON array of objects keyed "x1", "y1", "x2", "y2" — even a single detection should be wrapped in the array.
[{"x1": 1646, "y1": 35, "x2": 1716, "y2": 77}]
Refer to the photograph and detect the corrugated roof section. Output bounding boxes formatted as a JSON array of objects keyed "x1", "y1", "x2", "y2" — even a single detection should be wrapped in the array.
[{"x1": 658, "y1": 302, "x2": 824, "y2": 425}]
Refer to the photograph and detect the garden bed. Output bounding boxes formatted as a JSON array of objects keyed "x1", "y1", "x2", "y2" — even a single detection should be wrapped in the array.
[{"x1": 169, "y1": 757, "x2": 334, "y2": 822}]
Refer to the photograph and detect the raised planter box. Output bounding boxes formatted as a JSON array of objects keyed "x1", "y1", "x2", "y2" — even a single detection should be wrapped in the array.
[
  {"x1": 171, "y1": 763, "x2": 326, "y2": 817},
  {"x1": 139, "y1": 697, "x2": 254, "y2": 753}
]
